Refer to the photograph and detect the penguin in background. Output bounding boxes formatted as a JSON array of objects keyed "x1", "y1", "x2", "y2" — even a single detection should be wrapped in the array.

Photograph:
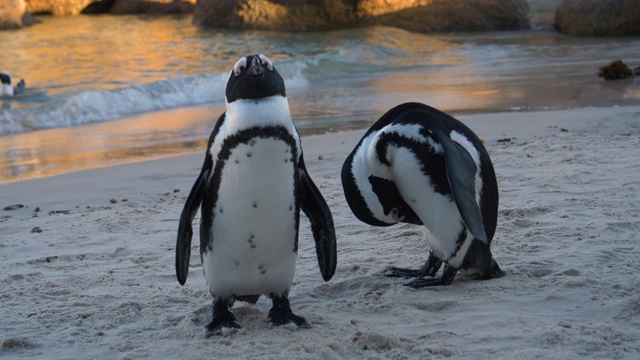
[
  {"x1": 176, "y1": 54, "x2": 337, "y2": 336},
  {"x1": 0, "y1": 72, "x2": 25, "y2": 97},
  {"x1": 341, "y1": 102, "x2": 503, "y2": 288}
]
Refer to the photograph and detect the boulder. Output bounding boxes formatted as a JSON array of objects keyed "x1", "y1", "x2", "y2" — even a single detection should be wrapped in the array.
[
  {"x1": 598, "y1": 60, "x2": 640, "y2": 80},
  {"x1": 0, "y1": 0, "x2": 26, "y2": 29},
  {"x1": 110, "y1": 0, "x2": 196, "y2": 15},
  {"x1": 527, "y1": 0, "x2": 564, "y2": 30},
  {"x1": 0, "y1": 0, "x2": 38, "y2": 29},
  {"x1": 193, "y1": 0, "x2": 359, "y2": 30},
  {"x1": 555, "y1": 0, "x2": 640, "y2": 36},
  {"x1": 25, "y1": 0, "x2": 96, "y2": 15},
  {"x1": 361, "y1": 0, "x2": 530, "y2": 33},
  {"x1": 193, "y1": 0, "x2": 530, "y2": 32},
  {"x1": 24, "y1": 0, "x2": 195, "y2": 16},
  {"x1": 81, "y1": 0, "x2": 116, "y2": 14}
]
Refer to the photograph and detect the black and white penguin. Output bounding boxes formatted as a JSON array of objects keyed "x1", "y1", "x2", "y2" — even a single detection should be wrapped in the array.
[
  {"x1": 0, "y1": 72, "x2": 25, "y2": 97},
  {"x1": 341, "y1": 102, "x2": 503, "y2": 288},
  {"x1": 176, "y1": 54, "x2": 337, "y2": 336}
]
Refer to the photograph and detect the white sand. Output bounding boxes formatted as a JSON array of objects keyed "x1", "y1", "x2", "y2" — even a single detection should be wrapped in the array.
[{"x1": 1, "y1": 106, "x2": 639, "y2": 359}]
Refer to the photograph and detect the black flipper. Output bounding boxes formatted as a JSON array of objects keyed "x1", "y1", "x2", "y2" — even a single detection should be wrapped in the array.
[
  {"x1": 430, "y1": 126, "x2": 488, "y2": 243},
  {"x1": 175, "y1": 168, "x2": 208, "y2": 285},
  {"x1": 297, "y1": 154, "x2": 337, "y2": 282},
  {"x1": 176, "y1": 114, "x2": 225, "y2": 285}
]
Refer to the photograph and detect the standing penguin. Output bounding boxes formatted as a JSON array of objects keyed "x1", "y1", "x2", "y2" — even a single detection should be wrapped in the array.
[
  {"x1": 341, "y1": 102, "x2": 503, "y2": 288},
  {"x1": 176, "y1": 54, "x2": 336, "y2": 335}
]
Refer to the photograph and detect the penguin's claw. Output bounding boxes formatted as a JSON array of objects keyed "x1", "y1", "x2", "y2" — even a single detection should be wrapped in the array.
[
  {"x1": 268, "y1": 295, "x2": 310, "y2": 329},
  {"x1": 404, "y1": 277, "x2": 451, "y2": 288},
  {"x1": 404, "y1": 264, "x2": 457, "y2": 288},
  {"x1": 205, "y1": 319, "x2": 242, "y2": 337},
  {"x1": 268, "y1": 312, "x2": 310, "y2": 328},
  {"x1": 205, "y1": 299, "x2": 241, "y2": 337},
  {"x1": 386, "y1": 254, "x2": 443, "y2": 279},
  {"x1": 385, "y1": 266, "x2": 430, "y2": 278}
]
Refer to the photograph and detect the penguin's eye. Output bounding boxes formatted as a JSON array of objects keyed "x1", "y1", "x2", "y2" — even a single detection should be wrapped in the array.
[
  {"x1": 233, "y1": 57, "x2": 247, "y2": 76},
  {"x1": 258, "y1": 54, "x2": 274, "y2": 71}
]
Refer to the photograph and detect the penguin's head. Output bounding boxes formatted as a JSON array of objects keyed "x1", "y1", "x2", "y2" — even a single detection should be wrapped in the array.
[
  {"x1": 0, "y1": 72, "x2": 12, "y2": 86},
  {"x1": 225, "y1": 54, "x2": 286, "y2": 104}
]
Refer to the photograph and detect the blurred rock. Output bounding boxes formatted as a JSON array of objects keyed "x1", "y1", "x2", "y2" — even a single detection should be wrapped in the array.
[
  {"x1": 556, "y1": 0, "x2": 640, "y2": 36},
  {"x1": 193, "y1": 0, "x2": 356, "y2": 30},
  {"x1": 361, "y1": 0, "x2": 530, "y2": 33},
  {"x1": 0, "y1": 0, "x2": 39, "y2": 29},
  {"x1": 110, "y1": 0, "x2": 196, "y2": 15},
  {"x1": 81, "y1": 0, "x2": 115, "y2": 14},
  {"x1": 25, "y1": 0, "x2": 95, "y2": 15},
  {"x1": 527, "y1": 0, "x2": 564, "y2": 30},
  {"x1": 598, "y1": 60, "x2": 640, "y2": 81},
  {"x1": 193, "y1": 0, "x2": 530, "y2": 32}
]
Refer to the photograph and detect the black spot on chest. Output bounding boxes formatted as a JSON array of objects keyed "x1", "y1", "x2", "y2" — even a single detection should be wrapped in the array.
[{"x1": 199, "y1": 126, "x2": 300, "y2": 253}]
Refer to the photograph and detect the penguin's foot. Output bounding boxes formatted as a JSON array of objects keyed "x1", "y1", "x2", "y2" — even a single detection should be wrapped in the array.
[
  {"x1": 405, "y1": 276, "x2": 452, "y2": 288},
  {"x1": 491, "y1": 261, "x2": 506, "y2": 279},
  {"x1": 477, "y1": 259, "x2": 505, "y2": 280},
  {"x1": 205, "y1": 318, "x2": 242, "y2": 337},
  {"x1": 205, "y1": 299, "x2": 242, "y2": 337},
  {"x1": 405, "y1": 264, "x2": 457, "y2": 288},
  {"x1": 386, "y1": 266, "x2": 429, "y2": 278},
  {"x1": 268, "y1": 295, "x2": 310, "y2": 329},
  {"x1": 386, "y1": 253, "x2": 443, "y2": 278}
]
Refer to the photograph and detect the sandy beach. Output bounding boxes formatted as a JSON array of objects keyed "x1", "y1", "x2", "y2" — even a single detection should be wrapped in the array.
[{"x1": 1, "y1": 105, "x2": 639, "y2": 359}]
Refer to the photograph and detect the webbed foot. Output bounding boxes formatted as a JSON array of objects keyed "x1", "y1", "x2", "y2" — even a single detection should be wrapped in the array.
[
  {"x1": 268, "y1": 294, "x2": 310, "y2": 329},
  {"x1": 405, "y1": 264, "x2": 457, "y2": 288},
  {"x1": 205, "y1": 299, "x2": 241, "y2": 337},
  {"x1": 386, "y1": 266, "x2": 430, "y2": 278},
  {"x1": 385, "y1": 253, "x2": 443, "y2": 278}
]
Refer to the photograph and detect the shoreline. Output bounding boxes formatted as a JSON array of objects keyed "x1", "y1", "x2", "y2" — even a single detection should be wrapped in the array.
[
  {"x1": 1, "y1": 105, "x2": 640, "y2": 358},
  {"x1": 1, "y1": 103, "x2": 637, "y2": 185}
]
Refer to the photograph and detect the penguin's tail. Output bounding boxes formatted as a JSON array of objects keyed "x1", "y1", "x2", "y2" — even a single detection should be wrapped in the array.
[
  {"x1": 488, "y1": 258, "x2": 505, "y2": 279},
  {"x1": 466, "y1": 240, "x2": 505, "y2": 280}
]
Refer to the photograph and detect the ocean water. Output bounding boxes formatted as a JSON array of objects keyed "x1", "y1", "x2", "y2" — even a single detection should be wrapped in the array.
[{"x1": 1, "y1": 14, "x2": 639, "y2": 182}]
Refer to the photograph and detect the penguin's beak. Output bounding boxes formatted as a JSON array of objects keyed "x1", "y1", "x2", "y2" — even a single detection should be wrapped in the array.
[{"x1": 247, "y1": 57, "x2": 264, "y2": 78}]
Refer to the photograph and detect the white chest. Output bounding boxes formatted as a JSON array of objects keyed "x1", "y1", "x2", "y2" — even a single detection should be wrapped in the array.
[
  {"x1": 1, "y1": 84, "x2": 14, "y2": 97},
  {"x1": 203, "y1": 137, "x2": 298, "y2": 298}
]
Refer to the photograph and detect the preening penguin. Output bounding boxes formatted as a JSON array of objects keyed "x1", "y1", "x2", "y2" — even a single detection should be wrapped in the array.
[
  {"x1": 341, "y1": 102, "x2": 503, "y2": 288},
  {"x1": 176, "y1": 54, "x2": 336, "y2": 335}
]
